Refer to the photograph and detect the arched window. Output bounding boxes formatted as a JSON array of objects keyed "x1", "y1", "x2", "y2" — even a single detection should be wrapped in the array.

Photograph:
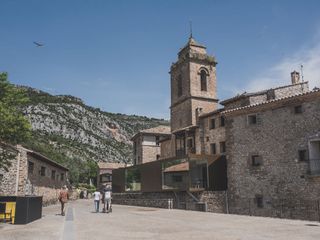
[{"x1": 200, "y1": 70, "x2": 207, "y2": 91}]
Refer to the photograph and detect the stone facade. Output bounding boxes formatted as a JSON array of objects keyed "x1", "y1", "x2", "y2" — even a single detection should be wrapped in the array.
[
  {"x1": 125, "y1": 36, "x2": 320, "y2": 221},
  {"x1": 0, "y1": 145, "x2": 69, "y2": 205},
  {"x1": 225, "y1": 90, "x2": 320, "y2": 221},
  {"x1": 113, "y1": 191, "x2": 226, "y2": 213},
  {"x1": 132, "y1": 126, "x2": 170, "y2": 165}
]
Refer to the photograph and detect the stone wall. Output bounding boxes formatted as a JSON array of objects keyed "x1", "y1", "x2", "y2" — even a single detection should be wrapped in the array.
[
  {"x1": 0, "y1": 146, "x2": 19, "y2": 196},
  {"x1": 0, "y1": 145, "x2": 70, "y2": 206},
  {"x1": 225, "y1": 92, "x2": 320, "y2": 221},
  {"x1": 274, "y1": 82, "x2": 309, "y2": 99},
  {"x1": 200, "y1": 113, "x2": 226, "y2": 155},
  {"x1": 141, "y1": 145, "x2": 160, "y2": 164},
  {"x1": 112, "y1": 191, "x2": 226, "y2": 213}
]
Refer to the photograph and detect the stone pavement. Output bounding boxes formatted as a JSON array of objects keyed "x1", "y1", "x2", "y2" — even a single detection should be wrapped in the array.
[{"x1": 0, "y1": 199, "x2": 320, "y2": 240}]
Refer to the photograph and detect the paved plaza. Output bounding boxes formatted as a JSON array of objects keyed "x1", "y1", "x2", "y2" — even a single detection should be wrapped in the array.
[{"x1": 0, "y1": 199, "x2": 320, "y2": 240}]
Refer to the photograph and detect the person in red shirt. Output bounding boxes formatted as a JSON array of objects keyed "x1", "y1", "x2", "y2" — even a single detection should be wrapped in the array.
[{"x1": 58, "y1": 186, "x2": 69, "y2": 216}]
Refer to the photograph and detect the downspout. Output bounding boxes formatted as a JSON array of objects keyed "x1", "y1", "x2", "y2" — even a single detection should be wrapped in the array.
[
  {"x1": 225, "y1": 190, "x2": 229, "y2": 214},
  {"x1": 15, "y1": 151, "x2": 21, "y2": 195}
]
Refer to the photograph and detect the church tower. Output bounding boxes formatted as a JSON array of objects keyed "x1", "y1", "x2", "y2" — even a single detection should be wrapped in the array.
[{"x1": 170, "y1": 37, "x2": 218, "y2": 132}]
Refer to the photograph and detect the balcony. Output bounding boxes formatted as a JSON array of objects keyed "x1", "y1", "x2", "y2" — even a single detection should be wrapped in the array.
[{"x1": 308, "y1": 159, "x2": 320, "y2": 176}]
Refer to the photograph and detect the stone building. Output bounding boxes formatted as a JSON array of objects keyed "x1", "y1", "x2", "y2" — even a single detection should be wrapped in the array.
[
  {"x1": 113, "y1": 36, "x2": 320, "y2": 221},
  {"x1": 131, "y1": 125, "x2": 170, "y2": 164},
  {"x1": 97, "y1": 162, "x2": 127, "y2": 189},
  {"x1": 0, "y1": 144, "x2": 69, "y2": 205}
]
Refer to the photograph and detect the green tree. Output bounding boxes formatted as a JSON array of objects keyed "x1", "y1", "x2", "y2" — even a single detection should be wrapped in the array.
[{"x1": 0, "y1": 72, "x2": 31, "y2": 170}]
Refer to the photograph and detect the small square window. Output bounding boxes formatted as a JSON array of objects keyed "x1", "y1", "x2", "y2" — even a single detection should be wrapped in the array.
[
  {"x1": 210, "y1": 143, "x2": 216, "y2": 155},
  {"x1": 252, "y1": 155, "x2": 262, "y2": 166},
  {"x1": 255, "y1": 195, "x2": 264, "y2": 208},
  {"x1": 298, "y1": 150, "x2": 308, "y2": 161},
  {"x1": 294, "y1": 105, "x2": 302, "y2": 114},
  {"x1": 248, "y1": 114, "x2": 257, "y2": 125},
  {"x1": 209, "y1": 118, "x2": 215, "y2": 129},
  {"x1": 220, "y1": 116, "x2": 225, "y2": 127}
]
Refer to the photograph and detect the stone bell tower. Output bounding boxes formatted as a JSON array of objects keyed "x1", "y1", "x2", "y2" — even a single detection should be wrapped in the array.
[{"x1": 170, "y1": 36, "x2": 218, "y2": 132}]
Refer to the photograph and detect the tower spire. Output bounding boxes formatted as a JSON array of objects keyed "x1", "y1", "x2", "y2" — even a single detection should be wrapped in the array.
[{"x1": 189, "y1": 21, "x2": 193, "y2": 38}]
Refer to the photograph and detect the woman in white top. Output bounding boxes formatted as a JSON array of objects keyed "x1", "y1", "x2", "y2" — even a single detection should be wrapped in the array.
[{"x1": 93, "y1": 190, "x2": 101, "y2": 213}]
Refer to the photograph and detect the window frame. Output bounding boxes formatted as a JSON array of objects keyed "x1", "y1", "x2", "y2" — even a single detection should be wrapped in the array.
[
  {"x1": 209, "y1": 118, "x2": 215, "y2": 129},
  {"x1": 210, "y1": 143, "x2": 216, "y2": 155},
  {"x1": 40, "y1": 166, "x2": 46, "y2": 177},
  {"x1": 200, "y1": 70, "x2": 207, "y2": 91},
  {"x1": 247, "y1": 114, "x2": 257, "y2": 125},
  {"x1": 220, "y1": 141, "x2": 226, "y2": 154},
  {"x1": 251, "y1": 155, "x2": 263, "y2": 166}
]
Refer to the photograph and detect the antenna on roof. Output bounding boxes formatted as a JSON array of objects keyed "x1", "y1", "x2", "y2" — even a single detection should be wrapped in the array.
[
  {"x1": 189, "y1": 21, "x2": 193, "y2": 38},
  {"x1": 300, "y1": 64, "x2": 304, "y2": 82}
]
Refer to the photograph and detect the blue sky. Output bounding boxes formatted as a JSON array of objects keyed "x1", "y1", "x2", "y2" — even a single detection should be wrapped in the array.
[{"x1": 1, "y1": 0, "x2": 320, "y2": 119}]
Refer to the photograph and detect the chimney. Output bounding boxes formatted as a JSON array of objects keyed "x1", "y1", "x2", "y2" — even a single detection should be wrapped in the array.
[{"x1": 291, "y1": 71, "x2": 300, "y2": 84}]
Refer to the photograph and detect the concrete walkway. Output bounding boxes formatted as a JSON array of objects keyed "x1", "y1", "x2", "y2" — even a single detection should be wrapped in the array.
[{"x1": 0, "y1": 199, "x2": 320, "y2": 240}]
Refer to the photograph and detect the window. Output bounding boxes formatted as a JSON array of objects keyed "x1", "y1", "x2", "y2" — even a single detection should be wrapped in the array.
[
  {"x1": 0, "y1": 174, "x2": 3, "y2": 182},
  {"x1": 220, "y1": 116, "x2": 225, "y2": 127},
  {"x1": 220, "y1": 141, "x2": 226, "y2": 154},
  {"x1": 210, "y1": 143, "x2": 216, "y2": 155},
  {"x1": 298, "y1": 150, "x2": 308, "y2": 161},
  {"x1": 187, "y1": 138, "x2": 193, "y2": 148},
  {"x1": 28, "y1": 161, "x2": 34, "y2": 174},
  {"x1": 177, "y1": 75, "x2": 182, "y2": 97},
  {"x1": 206, "y1": 136, "x2": 210, "y2": 142},
  {"x1": 40, "y1": 166, "x2": 46, "y2": 176},
  {"x1": 200, "y1": 70, "x2": 207, "y2": 91},
  {"x1": 251, "y1": 155, "x2": 262, "y2": 166},
  {"x1": 60, "y1": 173, "x2": 64, "y2": 181},
  {"x1": 156, "y1": 136, "x2": 160, "y2": 146},
  {"x1": 209, "y1": 118, "x2": 215, "y2": 129},
  {"x1": 248, "y1": 114, "x2": 257, "y2": 125},
  {"x1": 255, "y1": 195, "x2": 264, "y2": 208},
  {"x1": 172, "y1": 174, "x2": 183, "y2": 182},
  {"x1": 51, "y1": 170, "x2": 56, "y2": 180},
  {"x1": 156, "y1": 154, "x2": 160, "y2": 160},
  {"x1": 294, "y1": 105, "x2": 302, "y2": 114}
]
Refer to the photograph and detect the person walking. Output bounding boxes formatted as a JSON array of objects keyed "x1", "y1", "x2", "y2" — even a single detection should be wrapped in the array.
[
  {"x1": 93, "y1": 190, "x2": 101, "y2": 213},
  {"x1": 58, "y1": 185, "x2": 69, "y2": 216},
  {"x1": 102, "y1": 185, "x2": 112, "y2": 213}
]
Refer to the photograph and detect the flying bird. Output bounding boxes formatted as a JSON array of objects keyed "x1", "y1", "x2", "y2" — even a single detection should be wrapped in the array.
[{"x1": 33, "y1": 41, "x2": 44, "y2": 47}]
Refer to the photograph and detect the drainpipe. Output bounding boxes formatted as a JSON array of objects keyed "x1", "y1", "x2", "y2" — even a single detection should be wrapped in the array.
[
  {"x1": 225, "y1": 190, "x2": 229, "y2": 214},
  {"x1": 15, "y1": 150, "x2": 21, "y2": 195}
]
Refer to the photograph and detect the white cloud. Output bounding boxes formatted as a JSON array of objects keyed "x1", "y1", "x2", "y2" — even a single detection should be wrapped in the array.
[{"x1": 243, "y1": 36, "x2": 320, "y2": 93}]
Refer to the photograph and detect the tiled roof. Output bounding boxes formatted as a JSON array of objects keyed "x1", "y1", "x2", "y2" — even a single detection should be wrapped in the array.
[
  {"x1": 139, "y1": 125, "x2": 171, "y2": 135},
  {"x1": 131, "y1": 125, "x2": 171, "y2": 140},
  {"x1": 163, "y1": 161, "x2": 189, "y2": 173},
  {"x1": 223, "y1": 88, "x2": 320, "y2": 114},
  {"x1": 220, "y1": 82, "x2": 308, "y2": 105},
  {"x1": 97, "y1": 162, "x2": 127, "y2": 169}
]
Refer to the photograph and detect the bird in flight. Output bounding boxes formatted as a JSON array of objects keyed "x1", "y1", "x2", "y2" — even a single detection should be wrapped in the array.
[{"x1": 33, "y1": 41, "x2": 44, "y2": 47}]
